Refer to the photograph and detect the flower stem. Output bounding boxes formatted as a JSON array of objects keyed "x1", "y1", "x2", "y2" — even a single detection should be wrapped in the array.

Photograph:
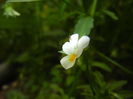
[
  {"x1": 68, "y1": 64, "x2": 81, "y2": 97},
  {"x1": 90, "y1": 0, "x2": 98, "y2": 17}
]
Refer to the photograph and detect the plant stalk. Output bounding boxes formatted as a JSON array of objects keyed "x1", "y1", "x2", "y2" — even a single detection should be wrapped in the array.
[{"x1": 90, "y1": 0, "x2": 97, "y2": 17}]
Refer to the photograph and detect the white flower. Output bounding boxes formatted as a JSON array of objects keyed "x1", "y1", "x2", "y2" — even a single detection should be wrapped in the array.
[{"x1": 60, "y1": 34, "x2": 90, "y2": 69}]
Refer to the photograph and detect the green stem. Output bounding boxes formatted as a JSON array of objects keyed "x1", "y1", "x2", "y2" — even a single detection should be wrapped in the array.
[
  {"x1": 87, "y1": 63, "x2": 96, "y2": 96},
  {"x1": 90, "y1": 0, "x2": 98, "y2": 17},
  {"x1": 68, "y1": 64, "x2": 81, "y2": 96}
]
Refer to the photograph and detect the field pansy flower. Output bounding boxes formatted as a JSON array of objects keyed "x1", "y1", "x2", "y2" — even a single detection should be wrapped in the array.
[{"x1": 60, "y1": 34, "x2": 90, "y2": 69}]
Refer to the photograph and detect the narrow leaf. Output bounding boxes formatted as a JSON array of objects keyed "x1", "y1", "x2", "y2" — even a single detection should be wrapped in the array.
[
  {"x1": 111, "y1": 92, "x2": 124, "y2": 99},
  {"x1": 119, "y1": 90, "x2": 133, "y2": 98},
  {"x1": 108, "y1": 80, "x2": 127, "y2": 91},
  {"x1": 97, "y1": 51, "x2": 133, "y2": 75},
  {"x1": 91, "y1": 61, "x2": 112, "y2": 72},
  {"x1": 103, "y1": 10, "x2": 118, "y2": 20}
]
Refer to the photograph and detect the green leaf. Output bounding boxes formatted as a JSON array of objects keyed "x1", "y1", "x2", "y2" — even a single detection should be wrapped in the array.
[
  {"x1": 58, "y1": 51, "x2": 65, "y2": 54},
  {"x1": 91, "y1": 61, "x2": 112, "y2": 72},
  {"x1": 97, "y1": 51, "x2": 133, "y2": 75},
  {"x1": 111, "y1": 92, "x2": 124, "y2": 99},
  {"x1": 77, "y1": 85, "x2": 93, "y2": 97},
  {"x1": 7, "y1": 0, "x2": 40, "y2": 2},
  {"x1": 74, "y1": 17, "x2": 94, "y2": 36},
  {"x1": 119, "y1": 90, "x2": 133, "y2": 98},
  {"x1": 103, "y1": 10, "x2": 118, "y2": 20},
  {"x1": 108, "y1": 80, "x2": 127, "y2": 91},
  {"x1": 93, "y1": 71, "x2": 105, "y2": 88},
  {"x1": 17, "y1": 52, "x2": 30, "y2": 62},
  {"x1": 66, "y1": 76, "x2": 75, "y2": 86},
  {"x1": 3, "y1": 4, "x2": 20, "y2": 17},
  {"x1": 51, "y1": 84, "x2": 65, "y2": 95},
  {"x1": 6, "y1": 90, "x2": 27, "y2": 99}
]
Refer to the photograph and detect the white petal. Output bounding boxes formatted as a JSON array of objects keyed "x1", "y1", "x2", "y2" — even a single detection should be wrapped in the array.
[
  {"x1": 62, "y1": 42, "x2": 74, "y2": 54},
  {"x1": 78, "y1": 36, "x2": 90, "y2": 49},
  {"x1": 76, "y1": 48, "x2": 83, "y2": 58},
  {"x1": 69, "y1": 34, "x2": 79, "y2": 47},
  {"x1": 60, "y1": 56, "x2": 75, "y2": 69},
  {"x1": 70, "y1": 34, "x2": 79, "y2": 42}
]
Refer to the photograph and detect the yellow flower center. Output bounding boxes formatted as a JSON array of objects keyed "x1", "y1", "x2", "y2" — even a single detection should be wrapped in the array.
[{"x1": 69, "y1": 54, "x2": 77, "y2": 62}]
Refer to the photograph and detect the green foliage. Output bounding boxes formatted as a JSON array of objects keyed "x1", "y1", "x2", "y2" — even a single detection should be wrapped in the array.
[
  {"x1": 107, "y1": 80, "x2": 127, "y2": 91},
  {"x1": 7, "y1": 0, "x2": 40, "y2": 2},
  {"x1": 3, "y1": 3, "x2": 20, "y2": 17},
  {"x1": 91, "y1": 61, "x2": 112, "y2": 72},
  {"x1": 0, "y1": 0, "x2": 133, "y2": 99},
  {"x1": 97, "y1": 51, "x2": 133, "y2": 75},
  {"x1": 102, "y1": 10, "x2": 118, "y2": 20},
  {"x1": 6, "y1": 90, "x2": 28, "y2": 99},
  {"x1": 74, "y1": 17, "x2": 94, "y2": 36}
]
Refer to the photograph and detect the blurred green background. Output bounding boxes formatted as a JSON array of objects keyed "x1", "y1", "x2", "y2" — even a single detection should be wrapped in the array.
[{"x1": 0, "y1": 0, "x2": 133, "y2": 99}]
